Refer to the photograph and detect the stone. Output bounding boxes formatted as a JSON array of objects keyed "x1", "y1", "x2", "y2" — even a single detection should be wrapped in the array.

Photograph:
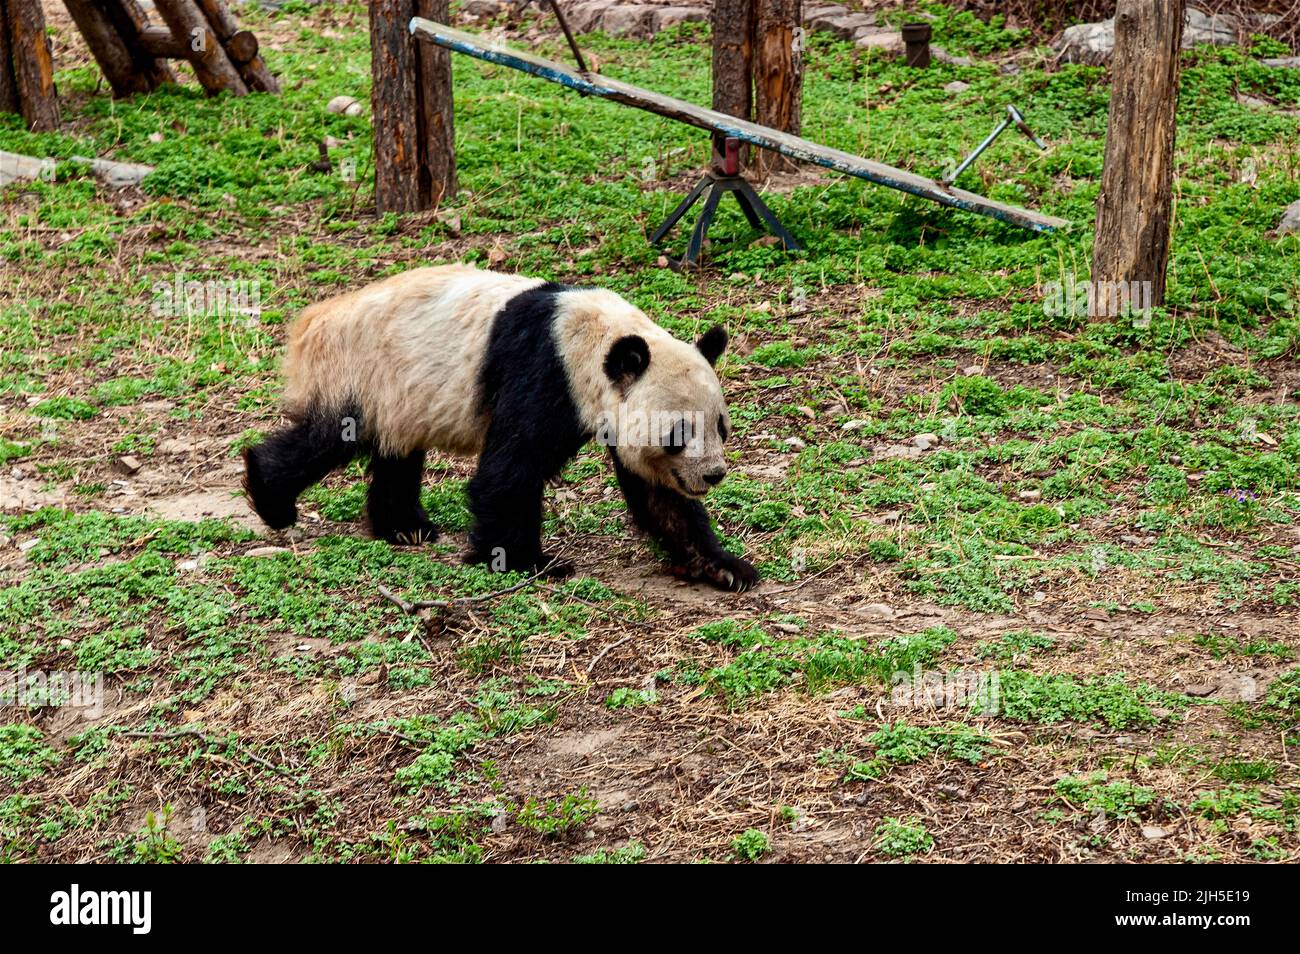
[
  {"x1": 944, "y1": 80, "x2": 971, "y2": 93},
  {"x1": 1142, "y1": 826, "x2": 1171, "y2": 840},
  {"x1": 651, "y1": 6, "x2": 707, "y2": 31},
  {"x1": 601, "y1": 5, "x2": 655, "y2": 37},
  {"x1": 1276, "y1": 199, "x2": 1300, "y2": 235},
  {"x1": 461, "y1": 0, "x2": 507, "y2": 16},
  {"x1": 1183, "y1": 7, "x2": 1238, "y2": 47},
  {"x1": 823, "y1": 13, "x2": 876, "y2": 39},
  {"x1": 806, "y1": 8, "x2": 851, "y2": 33},
  {"x1": 803, "y1": 4, "x2": 845, "y2": 24},
  {"x1": 157, "y1": 438, "x2": 196, "y2": 455},
  {"x1": 2, "y1": 150, "x2": 153, "y2": 189},
  {"x1": 856, "y1": 602, "x2": 895, "y2": 620},
  {"x1": 912, "y1": 432, "x2": 941, "y2": 450},
  {"x1": 116, "y1": 456, "x2": 142, "y2": 474},
  {"x1": 1057, "y1": 7, "x2": 1239, "y2": 65},
  {"x1": 245, "y1": 546, "x2": 291, "y2": 557},
  {"x1": 854, "y1": 30, "x2": 902, "y2": 54},
  {"x1": 326, "y1": 95, "x2": 363, "y2": 117},
  {"x1": 1262, "y1": 57, "x2": 1300, "y2": 68},
  {"x1": 930, "y1": 46, "x2": 973, "y2": 67},
  {"x1": 564, "y1": 1, "x2": 612, "y2": 33}
]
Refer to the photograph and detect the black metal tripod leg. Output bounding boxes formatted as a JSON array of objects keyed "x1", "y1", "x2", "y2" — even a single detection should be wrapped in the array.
[
  {"x1": 730, "y1": 185, "x2": 764, "y2": 231},
  {"x1": 683, "y1": 184, "x2": 723, "y2": 267},
  {"x1": 650, "y1": 176, "x2": 711, "y2": 246},
  {"x1": 736, "y1": 179, "x2": 801, "y2": 251}
]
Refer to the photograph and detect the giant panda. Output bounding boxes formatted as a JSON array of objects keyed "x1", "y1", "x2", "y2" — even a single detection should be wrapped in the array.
[{"x1": 242, "y1": 264, "x2": 759, "y2": 591}]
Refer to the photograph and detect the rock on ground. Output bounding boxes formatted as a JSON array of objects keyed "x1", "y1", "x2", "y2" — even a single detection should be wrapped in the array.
[{"x1": 1055, "y1": 6, "x2": 1241, "y2": 65}]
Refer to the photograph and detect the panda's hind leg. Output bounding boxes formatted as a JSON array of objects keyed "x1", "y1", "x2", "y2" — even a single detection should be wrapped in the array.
[
  {"x1": 244, "y1": 405, "x2": 361, "y2": 530},
  {"x1": 367, "y1": 450, "x2": 438, "y2": 545}
]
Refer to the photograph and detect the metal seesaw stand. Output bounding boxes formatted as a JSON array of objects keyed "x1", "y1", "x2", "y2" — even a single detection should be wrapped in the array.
[
  {"x1": 408, "y1": 14, "x2": 1067, "y2": 265},
  {"x1": 650, "y1": 136, "x2": 801, "y2": 268}
]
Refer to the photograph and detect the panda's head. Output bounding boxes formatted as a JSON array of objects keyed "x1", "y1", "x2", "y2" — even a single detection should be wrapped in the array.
[{"x1": 601, "y1": 325, "x2": 732, "y2": 498}]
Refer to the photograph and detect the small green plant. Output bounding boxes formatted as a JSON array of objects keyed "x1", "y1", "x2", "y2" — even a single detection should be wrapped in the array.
[
  {"x1": 731, "y1": 828, "x2": 770, "y2": 861},
  {"x1": 604, "y1": 687, "x2": 658, "y2": 709},
  {"x1": 0, "y1": 725, "x2": 59, "y2": 784},
  {"x1": 573, "y1": 841, "x2": 647, "y2": 864},
  {"x1": 874, "y1": 817, "x2": 933, "y2": 858},
  {"x1": 134, "y1": 806, "x2": 183, "y2": 864},
  {"x1": 846, "y1": 721, "x2": 994, "y2": 779},
  {"x1": 1053, "y1": 773, "x2": 1158, "y2": 822},
  {"x1": 514, "y1": 791, "x2": 599, "y2": 838},
  {"x1": 974, "y1": 630, "x2": 1056, "y2": 661}
]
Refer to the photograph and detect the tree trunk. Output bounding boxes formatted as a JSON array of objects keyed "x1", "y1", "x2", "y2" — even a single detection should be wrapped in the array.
[
  {"x1": 414, "y1": 0, "x2": 456, "y2": 204},
  {"x1": 753, "y1": 0, "x2": 802, "y2": 175},
  {"x1": 371, "y1": 0, "x2": 456, "y2": 213},
  {"x1": 0, "y1": 2, "x2": 19, "y2": 115},
  {"x1": 711, "y1": 0, "x2": 753, "y2": 168},
  {"x1": 1091, "y1": 0, "x2": 1184, "y2": 312},
  {"x1": 6, "y1": 0, "x2": 60, "y2": 131}
]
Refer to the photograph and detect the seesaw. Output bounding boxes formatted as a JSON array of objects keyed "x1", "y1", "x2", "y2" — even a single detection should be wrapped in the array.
[{"x1": 409, "y1": 18, "x2": 1067, "y2": 256}]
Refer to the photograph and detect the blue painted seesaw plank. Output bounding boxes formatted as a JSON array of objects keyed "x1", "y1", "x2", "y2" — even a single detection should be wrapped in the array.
[{"x1": 409, "y1": 19, "x2": 1068, "y2": 233}]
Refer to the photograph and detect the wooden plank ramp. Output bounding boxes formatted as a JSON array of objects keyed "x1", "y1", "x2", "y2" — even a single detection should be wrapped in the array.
[{"x1": 409, "y1": 18, "x2": 1068, "y2": 233}]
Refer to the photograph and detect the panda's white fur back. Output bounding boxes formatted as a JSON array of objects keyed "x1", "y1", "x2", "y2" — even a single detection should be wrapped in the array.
[
  {"x1": 282, "y1": 265, "x2": 720, "y2": 461},
  {"x1": 285, "y1": 265, "x2": 541, "y2": 456}
]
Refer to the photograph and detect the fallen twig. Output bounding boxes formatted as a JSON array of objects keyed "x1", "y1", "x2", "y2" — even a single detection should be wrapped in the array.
[{"x1": 119, "y1": 727, "x2": 296, "y2": 779}]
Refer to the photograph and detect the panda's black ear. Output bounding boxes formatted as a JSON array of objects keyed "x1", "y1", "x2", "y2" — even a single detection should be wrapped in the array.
[
  {"x1": 696, "y1": 325, "x2": 727, "y2": 366},
  {"x1": 604, "y1": 335, "x2": 650, "y2": 386}
]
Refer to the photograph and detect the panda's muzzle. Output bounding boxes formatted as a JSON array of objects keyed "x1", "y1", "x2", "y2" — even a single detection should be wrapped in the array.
[{"x1": 673, "y1": 467, "x2": 726, "y2": 498}]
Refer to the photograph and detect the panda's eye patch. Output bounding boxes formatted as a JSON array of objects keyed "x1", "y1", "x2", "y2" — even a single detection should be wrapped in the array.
[
  {"x1": 718, "y1": 415, "x2": 728, "y2": 441},
  {"x1": 663, "y1": 419, "x2": 690, "y2": 455}
]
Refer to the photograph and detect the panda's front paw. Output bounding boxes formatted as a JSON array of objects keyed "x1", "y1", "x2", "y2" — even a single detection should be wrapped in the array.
[
  {"x1": 681, "y1": 553, "x2": 760, "y2": 592},
  {"x1": 370, "y1": 508, "x2": 439, "y2": 546}
]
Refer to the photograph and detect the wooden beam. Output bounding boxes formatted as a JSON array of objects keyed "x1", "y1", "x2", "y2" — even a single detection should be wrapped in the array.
[
  {"x1": 1091, "y1": 0, "x2": 1184, "y2": 308},
  {"x1": 152, "y1": 0, "x2": 248, "y2": 95},
  {"x1": 137, "y1": 25, "x2": 190, "y2": 60},
  {"x1": 6, "y1": 0, "x2": 59, "y2": 131},
  {"x1": 63, "y1": 0, "x2": 158, "y2": 96},
  {"x1": 194, "y1": 0, "x2": 279, "y2": 92},
  {"x1": 409, "y1": 19, "x2": 1067, "y2": 232},
  {"x1": 100, "y1": 0, "x2": 180, "y2": 90}
]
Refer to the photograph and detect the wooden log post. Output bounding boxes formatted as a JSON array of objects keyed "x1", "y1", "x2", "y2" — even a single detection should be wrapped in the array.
[
  {"x1": 753, "y1": 0, "x2": 802, "y2": 175},
  {"x1": 6, "y1": 0, "x2": 60, "y2": 131},
  {"x1": 138, "y1": 26, "x2": 191, "y2": 60},
  {"x1": 153, "y1": 0, "x2": 248, "y2": 95},
  {"x1": 1091, "y1": 0, "x2": 1185, "y2": 312},
  {"x1": 63, "y1": 0, "x2": 161, "y2": 97},
  {"x1": 0, "y1": 2, "x2": 19, "y2": 115},
  {"x1": 414, "y1": 0, "x2": 456, "y2": 203},
  {"x1": 107, "y1": 0, "x2": 180, "y2": 88},
  {"x1": 711, "y1": 0, "x2": 753, "y2": 168},
  {"x1": 195, "y1": 0, "x2": 279, "y2": 92},
  {"x1": 370, "y1": 0, "x2": 456, "y2": 213}
]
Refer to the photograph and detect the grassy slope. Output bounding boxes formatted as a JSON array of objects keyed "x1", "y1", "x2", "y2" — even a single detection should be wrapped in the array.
[{"x1": 0, "y1": 2, "x2": 1298, "y2": 862}]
